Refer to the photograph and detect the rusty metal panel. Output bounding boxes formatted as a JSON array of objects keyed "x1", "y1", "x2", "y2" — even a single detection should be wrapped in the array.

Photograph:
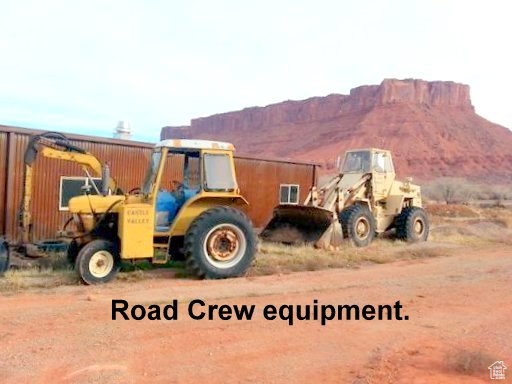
[
  {"x1": 234, "y1": 158, "x2": 316, "y2": 227},
  {"x1": 5, "y1": 132, "x2": 23, "y2": 242},
  {"x1": 0, "y1": 132, "x2": 7, "y2": 235}
]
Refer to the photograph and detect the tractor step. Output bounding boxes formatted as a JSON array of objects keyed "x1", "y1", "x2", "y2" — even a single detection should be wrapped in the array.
[{"x1": 152, "y1": 245, "x2": 169, "y2": 264}]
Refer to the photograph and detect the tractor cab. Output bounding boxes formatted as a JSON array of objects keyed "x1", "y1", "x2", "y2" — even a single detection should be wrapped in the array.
[{"x1": 142, "y1": 139, "x2": 239, "y2": 232}]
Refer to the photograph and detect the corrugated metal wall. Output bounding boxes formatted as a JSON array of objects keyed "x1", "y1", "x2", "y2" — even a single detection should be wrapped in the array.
[
  {"x1": 235, "y1": 157, "x2": 315, "y2": 227},
  {"x1": 0, "y1": 125, "x2": 316, "y2": 242},
  {"x1": 0, "y1": 132, "x2": 8, "y2": 235}
]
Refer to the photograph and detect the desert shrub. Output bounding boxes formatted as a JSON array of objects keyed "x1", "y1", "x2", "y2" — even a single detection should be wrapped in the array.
[
  {"x1": 488, "y1": 185, "x2": 512, "y2": 206},
  {"x1": 423, "y1": 178, "x2": 472, "y2": 204},
  {"x1": 423, "y1": 178, "x2": 511, "y2": 204}
]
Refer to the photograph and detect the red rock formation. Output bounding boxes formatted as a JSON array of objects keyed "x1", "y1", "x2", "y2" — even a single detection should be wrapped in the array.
[{"x1": 161, "y1": 79, "x2": 512, "y2": 181}]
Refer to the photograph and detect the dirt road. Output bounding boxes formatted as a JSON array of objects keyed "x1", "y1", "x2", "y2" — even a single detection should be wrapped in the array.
[{"x1": 1, "y1": 245, "x2": 511, "y2": 383}]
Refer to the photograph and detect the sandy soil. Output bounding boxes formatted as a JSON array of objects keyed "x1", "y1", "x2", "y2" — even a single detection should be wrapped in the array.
[{"x1": 1, "y1": 245, "x2": 511, "y2": 384}]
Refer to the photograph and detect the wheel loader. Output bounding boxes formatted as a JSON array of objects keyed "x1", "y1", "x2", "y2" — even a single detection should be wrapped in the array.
[
  {"x1": 0, "y1": 133, "x2": 256, "y2": 285},
  {"x1": 261, "y1": 148, "x2": 429, "y2": 248}
]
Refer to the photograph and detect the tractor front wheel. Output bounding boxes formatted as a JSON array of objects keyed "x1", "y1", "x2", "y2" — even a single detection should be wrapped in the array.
[
  {"x1": 184, "y1": 207, "x2": 256, "y2": 279},
  {"x1": 340, "y1": 205, "x2": 376, "y2": 247},
  {"x1": 75, "y1": 239, "x2": 120, "y2": 285},
  {"x1": 395, "y1": 207, "x2": 429, "y2": 242}
]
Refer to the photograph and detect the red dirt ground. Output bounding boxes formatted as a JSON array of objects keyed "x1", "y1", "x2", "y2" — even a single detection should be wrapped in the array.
[{"x1": 1, "y1": 245, "x2": 511, "y2": 383}]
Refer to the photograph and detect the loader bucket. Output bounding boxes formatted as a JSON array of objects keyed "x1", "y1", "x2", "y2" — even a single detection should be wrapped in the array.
[{"x1": 260, "y1": 205, "x2": 344, "y2": 249}]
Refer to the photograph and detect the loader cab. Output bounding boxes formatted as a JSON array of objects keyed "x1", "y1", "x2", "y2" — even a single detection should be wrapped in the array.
[{"x1": 340, "y1": 149, "x2": 395, "y2": 200}]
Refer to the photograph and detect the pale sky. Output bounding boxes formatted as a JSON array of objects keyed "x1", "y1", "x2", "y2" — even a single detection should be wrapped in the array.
[{"x1": 1, "y1": 0, "x2": 511, "y2": 142}]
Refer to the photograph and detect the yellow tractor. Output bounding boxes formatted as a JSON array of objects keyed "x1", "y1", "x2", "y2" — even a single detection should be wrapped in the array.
[
  {"x1": 0, "y1": 133, "x2": 256, "y2": 284},
  {"x1": 261, "y1": 148, "x2": 429, "y2": 248},
  {"x1": 68, "y1": 139, "x2": 256, "y2": 284}
]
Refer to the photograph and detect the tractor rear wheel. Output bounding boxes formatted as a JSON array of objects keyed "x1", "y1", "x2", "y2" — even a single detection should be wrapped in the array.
[
  {"x1": 340, "y1": 205, "x2": 376, "y2": 247},
  {"x1": 184, "y1": 207, "x2": 256, "y2": 279},
  {"x1": 395, "y1": 207, "x2": 429, "y2": 242},
  {"x1": 75, "y1": 239, "x2": 120, "y2": 284},
  {"x1": 0, "y1": 241, "x2": 10, "y2": 275}
]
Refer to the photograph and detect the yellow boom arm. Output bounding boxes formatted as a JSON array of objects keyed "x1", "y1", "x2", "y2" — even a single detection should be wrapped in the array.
[{"x1": 20, "y1": 132, "x2": 118, "y2": 243}]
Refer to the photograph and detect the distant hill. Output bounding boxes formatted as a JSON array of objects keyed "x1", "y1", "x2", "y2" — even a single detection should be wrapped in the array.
[{"x1": 162, "y1": 79, "x2": 512, "y2": 181}]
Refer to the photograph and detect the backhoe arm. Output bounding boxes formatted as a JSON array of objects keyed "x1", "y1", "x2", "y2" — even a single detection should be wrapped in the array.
[{"x1": 20, "y1": 132, "x2": 117, "y2": 243}]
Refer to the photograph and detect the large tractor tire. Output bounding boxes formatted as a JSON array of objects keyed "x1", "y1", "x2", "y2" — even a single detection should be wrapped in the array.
[
  {"x1": 395, "y1": 207, "x2": 429, "y2": 242},
  {"x1": 0, "y1": 240, "x2": 10, "y2": 275},
  {"x1": 75, "y1": 239, "x2": 120, "y2": 285},
  {"x1": 340, "y1": 205, "x2": 376, "y2": 247},
  {"x1": 184, "y1": 207, "x2": 256, "y2": 279}
]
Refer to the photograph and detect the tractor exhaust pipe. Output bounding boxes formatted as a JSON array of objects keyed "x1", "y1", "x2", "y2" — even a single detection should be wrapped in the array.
[{"x1": 101, "y1": 163, "x2": 110, "y2": 196}]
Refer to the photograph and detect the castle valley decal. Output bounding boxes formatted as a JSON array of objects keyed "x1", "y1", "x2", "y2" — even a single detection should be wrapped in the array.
[{"x1": 126, "y1": 208, "x2": 150, "y2": 225}]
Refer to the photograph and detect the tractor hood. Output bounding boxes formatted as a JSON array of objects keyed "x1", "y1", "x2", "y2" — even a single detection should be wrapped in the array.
[{"x1": 68, "y1": 195, "x2": 126, "y2": 214}]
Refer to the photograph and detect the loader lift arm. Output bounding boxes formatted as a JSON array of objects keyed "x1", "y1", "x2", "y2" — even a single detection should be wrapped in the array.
[{"x1": 20, "y1": 132, "x2": 119, "y2": 244}]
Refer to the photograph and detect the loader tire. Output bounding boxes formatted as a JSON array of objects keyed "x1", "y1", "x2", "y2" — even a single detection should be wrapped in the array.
[
  {"x1": 340, "y1": 205, "x2": 376, "y2": 247},
  {"x1": 395, "y1": 207, "x2": 429, "y2": 242},
  {"x1": 184, "y1": 207, "x2": 256, "y2": 279},
  {"x1": 75, "y1": 239, "x2": 120, "y2": 285},
  {"x1": 0, "y1": 241, "x2": 10, "y2": 275}
]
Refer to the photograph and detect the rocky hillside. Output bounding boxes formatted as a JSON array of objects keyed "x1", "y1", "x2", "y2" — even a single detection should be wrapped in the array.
[{"x1": 161, "y1": 79, "x2": 512, "y2": 180}]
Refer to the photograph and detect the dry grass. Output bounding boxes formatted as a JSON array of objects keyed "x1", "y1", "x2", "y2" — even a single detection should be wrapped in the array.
[
  {"x1": 0, "y1": 251, "x2": 78, "y2": 292},
  {"x1": 0, "y1": 267, "x2": 77, "y2": 292},
  {"x1": 249, "y1": 239, "x2": 451, "y2": 276},
  {"x1": 251, "y1": 205, "x2": 512, "y2": 276},
  {"x1": 479, "y1": 206, "x2": 512, "y2": 228},
  {"x1": 426, "y1": 204, "x2": 480, "y2": 218},
  {"x1": 2, "y1": 206, "x2": 511, "y2": 291},
  {"x1": 427, "y1": 204, "x2": 512, "y2": 246},
  {"x1": 115, "y1": 269, "x2": 148, "y2": 282}
]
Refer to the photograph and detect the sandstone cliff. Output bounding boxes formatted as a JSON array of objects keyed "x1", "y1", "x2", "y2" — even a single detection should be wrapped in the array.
[{"x1": 161, "y1": 79, "x2": 512, "y2": 180}]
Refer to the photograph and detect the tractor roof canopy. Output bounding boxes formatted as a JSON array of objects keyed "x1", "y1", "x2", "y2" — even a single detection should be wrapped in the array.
[{"x1": 156, "y1": 139, "x2": 235, "y2": 151}]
